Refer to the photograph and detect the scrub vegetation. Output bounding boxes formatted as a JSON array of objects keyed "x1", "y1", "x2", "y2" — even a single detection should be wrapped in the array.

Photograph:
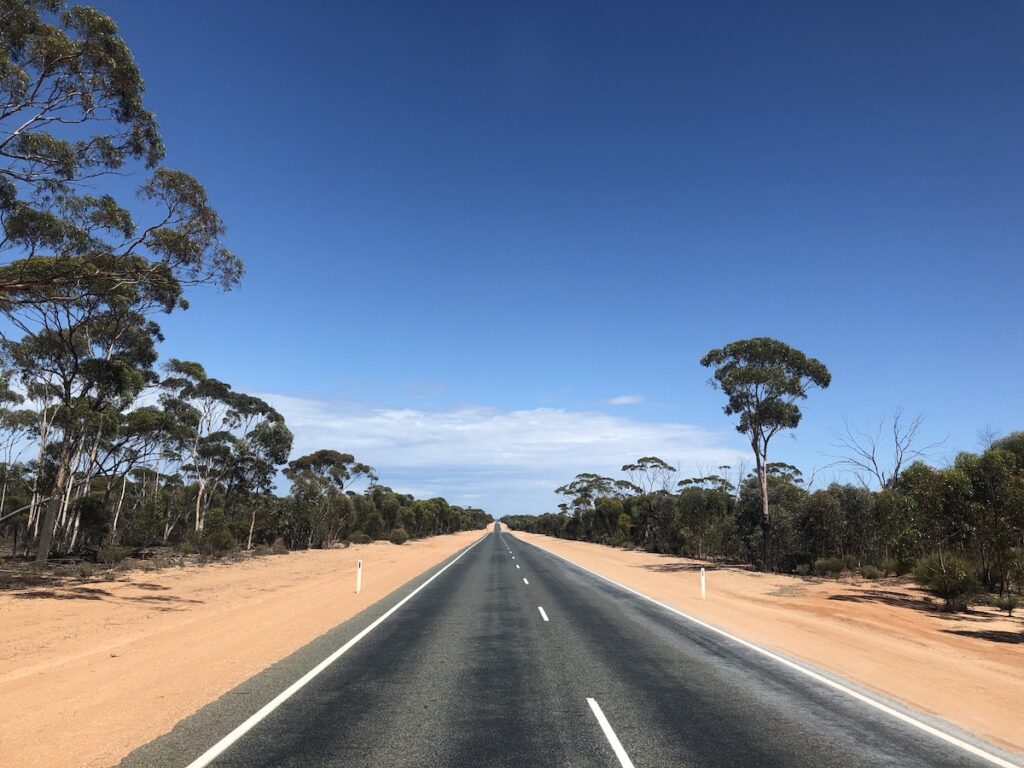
[{"x1": 506, "y1": 342, "x2": 1024, "y2": 611}]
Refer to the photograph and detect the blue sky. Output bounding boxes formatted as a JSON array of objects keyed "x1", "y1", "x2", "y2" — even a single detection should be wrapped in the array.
[{"x1": 89, "y1": 0, "x2": 1022, "y2": 516}]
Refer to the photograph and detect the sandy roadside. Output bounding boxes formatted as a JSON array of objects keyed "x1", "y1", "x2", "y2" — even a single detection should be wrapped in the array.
[
  {"x1": 0, "y1": 529, "x2": 486, "y2": 768},
  {"x1": 514, "y1": 532, "x2": 1024, "y2": 757}
]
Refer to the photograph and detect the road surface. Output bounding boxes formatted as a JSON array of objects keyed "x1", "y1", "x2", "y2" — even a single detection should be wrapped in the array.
[{"x1": 120, "y1": 527, "x2": 1020, "y2": 768}]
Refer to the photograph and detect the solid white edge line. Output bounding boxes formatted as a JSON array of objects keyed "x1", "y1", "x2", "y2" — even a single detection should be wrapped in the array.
[
  {"x1": 183, "y1": 532, "x2": 489, "y2": 768},
  {"x1": 587, "y1": 698, "x2": 637, "y2": 768},
  {"x1": 538, "y1": 606, "x2": 549, "y2": 622},
  {"x1": 514, "y1": 535, "x2": 1022, "y2": 768}
]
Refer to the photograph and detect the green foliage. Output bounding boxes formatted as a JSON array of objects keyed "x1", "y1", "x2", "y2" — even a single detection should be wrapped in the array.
[
  {"x1": 348, "y1": 531, "x2": 372, "y2": 545},
  {"x1": 199, "y1": 509, "x2": 235, "y2": 555},
  {"x1": 813, "y1": 557, "x2": 848, "y2": 577},
  {"x1": 989, "y1": 595, "x2": 1019, "y2": 617},
  {"x1": 913, "y1": 555, "x2": 982, "y2": 611},
  {"x1": 860, "y1": 565, "x2": 882, "y2": 580},
  {"x1": 388, "y1": 527, "x2": 409, "y2": 545},
  {"x1": 96, "y1": 544, "x2": 130, "y2": 565},
  {"x1": 700, "y1": 338, "x2": 830, "y2": 571}
]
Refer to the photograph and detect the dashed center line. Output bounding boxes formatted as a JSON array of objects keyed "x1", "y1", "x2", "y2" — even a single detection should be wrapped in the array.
[
  {"x1": 523, "y1": 577, "x2": 529, "y2": 585},
  {"x1": 515, "y1": 564, "x2": 520, "y2": 569},
  {"x1": 587, "y1": 698, "x2": 636, "y2": 768},
  {"x1": 538, "y1": 606, "x2": 549, "y2": 622}
]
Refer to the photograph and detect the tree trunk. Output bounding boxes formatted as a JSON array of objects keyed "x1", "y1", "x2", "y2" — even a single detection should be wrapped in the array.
[
  {"x1": 755, "y1": 441, "x2": 771, "y2": 571},
  {"x1": 194, "y1": 480, "x2": 206, "y2": 533},
  {"x1": 111, "y1": 474, "x2": 128, "y2": 541},
  {"x1": 246, "y1": 506, "x2": 256, "y2": 551},
  {"x1": 35, "y1": 443, "x2": 73, "y2": 563}
]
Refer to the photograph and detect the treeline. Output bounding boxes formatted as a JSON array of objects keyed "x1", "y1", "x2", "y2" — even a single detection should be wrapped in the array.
[
  {"x1": 506, "y1": 439, "x2": 1024, "y2": 606},
  {"x1": 0, "y1": 362, "x2": 491, "y2": 559},
  {"x1": 0, "y1": 2, "x2": 488, "y2": 564}
]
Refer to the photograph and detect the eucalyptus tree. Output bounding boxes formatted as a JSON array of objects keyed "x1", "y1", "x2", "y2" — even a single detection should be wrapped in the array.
[
  {"x1": 1, "y1": 2, "x2": 242, "y2": 561},
  {"x1": 159, "y1": 360, "x2": 287, "y2": 534},
  {"x1": 701, "y1": 338, "x2": 831, "y2": 570},
  {"x1": 284, "y1": 450, "x2": 376, "y2": 547},
  {"x1": 621, "y1": 456, "x2": 677, "y2": 493}
]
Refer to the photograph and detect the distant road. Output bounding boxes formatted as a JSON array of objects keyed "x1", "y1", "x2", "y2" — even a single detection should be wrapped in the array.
[{"x1": 121, "y1": 527, "x2": 1020, "y2": 768}]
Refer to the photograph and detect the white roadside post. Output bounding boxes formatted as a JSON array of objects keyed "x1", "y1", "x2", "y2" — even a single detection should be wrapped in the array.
[
  {"x1": 356, "y1": 559, "x2": 363, "y2": 594},
  {"x1": 700, "y1": 567, "x2": 706, "y2": 600}
]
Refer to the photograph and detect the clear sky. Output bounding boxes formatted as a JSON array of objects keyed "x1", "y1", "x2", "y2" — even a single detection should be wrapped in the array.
[{"x1": 89, "y1": 0, "x2": 1023, "y2": 516}]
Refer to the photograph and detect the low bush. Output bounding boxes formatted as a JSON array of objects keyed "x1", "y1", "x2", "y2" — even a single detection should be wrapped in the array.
[
  {"x1": 271, "y1": 537, "x2": 289, "y2": 555},
  {"x1": 96, "y1": 544, "x2": 131, "y2": 565},
  {"x1": 202, "y1": 527, "x2": 236, "y2": 555},
  {"x1": 860, "y1": 564, "x2": 882, "y2": 580},
  {"x1": 78, "y1": 563, "x2": 97, "y2": 578},
  {"x1": 813, "y1": 557, "x2": 847, "y2": 577},
  {"x1": 348, "y1": 531, "x2": 372, "y2": 545},
  {"x1": 990, "y1": 594, "x2": 1020, "y2": 617},
  {"x1": 880, "y1": 557, "x2": 912, "y2": 576},
  {"x1": 388, "y1": 527, "x2": 409, "y2": 545},
  {"x1": 913, "y1": 554, "x2": 982, "y2": 611},
  {"x1": 795, "y1": 563, "x2": 811, "y2": 576}
]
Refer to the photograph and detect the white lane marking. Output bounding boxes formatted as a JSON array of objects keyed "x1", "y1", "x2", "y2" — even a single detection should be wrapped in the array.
[
  {"x1": 523, "y1": 539, "x2": 1022, "y2": 768},
  {"x1": 538, "y1": 606, "x2": 549, "y2": 622},
  {"x1": 516, "y1": 564, "x2": 520, "y2": 569},
  {"x1": 183, "y1": 534, "x2": 488, "y2": 768},
  {"x1": 587, "y1": 698, "x2": 636, "y2": 768},
  {"x1": 523, "y1": 578, "x2": 529, "y2": 585}
]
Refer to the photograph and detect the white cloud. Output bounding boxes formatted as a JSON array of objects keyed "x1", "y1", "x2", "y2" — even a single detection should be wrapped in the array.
[
  {"x1": 258, "y1": 393, "x2": 746, "y2": 518},
  {"x1": 607, "y1": 394, "x2": 644, "y2": 405}
]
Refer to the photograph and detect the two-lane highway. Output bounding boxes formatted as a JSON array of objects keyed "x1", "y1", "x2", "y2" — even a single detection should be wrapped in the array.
[{"x1": 120, "y1": 527, "x2": 1020, "y2": 768}]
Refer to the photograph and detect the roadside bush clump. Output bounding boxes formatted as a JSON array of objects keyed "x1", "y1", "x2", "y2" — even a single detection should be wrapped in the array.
[
  {"x1": 913, "y1": 555, "x2": 982, "y2": 611},
  {"x1": 96, "y1": 544, "x2": 131, "y2": 565},
  {"x1": 388, "y1": 527, "x2": 409, "y2": 545},
  {"x1": 348, "y1": 531, "x2": 372, "y2": 545},
  {"x1": 813, "y1": 557, "x2": 847, "y2": 577},
  {"x1": 795, "y1": 563, "x2": 811, "y2": 576},
  {"x1": 880, "y1": 557, "x2": 912, "y2": 576},
  {"x1": 271, "y1": 537, "x2": 289, "y2": 555},
  {"x1": 860, "y1": 565, "x2": 882, "y2": 580},
  {"x1": 989, "y1": 595, "x2": 1020, "y2": 617}
]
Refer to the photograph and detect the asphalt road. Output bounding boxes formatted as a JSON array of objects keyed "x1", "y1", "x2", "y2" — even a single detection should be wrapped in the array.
[{"x1": 120, "y1": 526, "x2": 1020, "y2": 768}]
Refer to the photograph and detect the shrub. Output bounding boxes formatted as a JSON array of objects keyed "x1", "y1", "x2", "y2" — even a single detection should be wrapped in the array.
[
  {"x1": 990, "y1": 595, "x2": 1020, "y2": 617},
  {"x1": 271, "y1": 537, "x2": 289, "y2": 555},
  {"x1": 348, "y1": 531, "x2": 372, "y2": 545},
  {"x1": 795, "y1": 563, "x2": 811, "y2": 576},
  {"x1": 78, "y1": 563, "x2": 97, "y2": 578},
  {"x1": 388, "y1": 527, "x2": 409, "y2": 545},
  {"x1": 913, "y1": 555, "x2": 982, "y2": 611},
  {"x1": 880, "y1": 557, "x2": 912, "y2": 576},
  {"x1": 96, "y1": 544, "x2": 131, "y2": 565},
  {"x1": 860, "y1": 564, "x2": 882, "y2": 580},
  {"x1": 813, "y1": 557, "x2": 847, "y2": 577},
  {"x1": 202, "y1": 526, "x2": 236, "y2": 556}
]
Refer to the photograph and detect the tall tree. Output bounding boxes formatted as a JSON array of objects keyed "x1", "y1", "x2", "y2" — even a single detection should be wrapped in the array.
[
  {"x1": 701, "y1": 337, "x2": 831, "y2": 570},
  {"x1": 1, "y1": 2, "x2": 242, "y2": 561}
]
